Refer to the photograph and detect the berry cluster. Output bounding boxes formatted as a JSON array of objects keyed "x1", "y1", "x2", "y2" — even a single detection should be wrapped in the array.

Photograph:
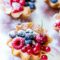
[
  {"x1": 10, "y1": 0, "x2": 36, "y2": 13},
  {"x1": 9, "y1": 29, "x2": 51, "y2": 60}
]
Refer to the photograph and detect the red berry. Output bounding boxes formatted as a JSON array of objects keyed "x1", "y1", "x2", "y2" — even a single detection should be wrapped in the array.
[
  {"x1": 12, "y1": 37, "x2": 25, "y2": 49},
  {"x1": 35, "y1": 34, "x2": 42, "y2": 42},
  {"x1": 43, "y1": 35, "x2": 48, "y2": 43},
  {"x1": 20, "y1": 0, "x2": 25, "y2": 6},
  {"x1": 35, "y1": 34, "x2": 43, "y2": 43},
  {"x1": 33, "y1": 46, "x2": 40, "y2": 55},
  {"x1": 35, "y1": 43, "x2": 41, "y2": 49},
  {"x1": 44, "y1": 46, "x2": 51, "y2": 52},
  {"x1": 27, "y1": 49, "x2": 32, "y2": 54},
  {"x1": 26, "y1": 44, "x2": 31, "y2": 49},
  {"x1": 41, "y1": 46, "x2": 45, "y2": 50},
  {"x1": 21, "y1": 46, "x2": 27, "y2": 52},
  {"x1": 41, "y1": 55, "x2": 48, "y2": 60},
  {"x1": 35, "y1": 34, "x2": 48, "y2": 44}
]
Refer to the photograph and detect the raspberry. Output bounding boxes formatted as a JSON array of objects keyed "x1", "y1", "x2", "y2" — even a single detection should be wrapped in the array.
[{"x1": 12, "y1": 37, "x2": 25, "y2": 49}]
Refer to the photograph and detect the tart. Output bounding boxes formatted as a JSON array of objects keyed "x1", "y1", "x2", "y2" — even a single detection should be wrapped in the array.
[
  {"x1": 44, "y1": 0, "x2": 60, "y2": 9},
  {"x1": 7, "y1": 22, "x2": 52, "y2": 60},
  {"x1": 3, "y1": 0, "x2": 36, "y2": 19}
]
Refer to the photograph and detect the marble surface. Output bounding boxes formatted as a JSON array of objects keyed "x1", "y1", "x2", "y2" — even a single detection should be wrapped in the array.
[{"x1": 0, "y1": 0, "x2": 60, "y2": 60}]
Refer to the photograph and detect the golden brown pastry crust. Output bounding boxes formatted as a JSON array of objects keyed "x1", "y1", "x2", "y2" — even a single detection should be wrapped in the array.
[
  {"x1": 4, "y1": 6, "x2": 35, "y2": 20},
  {"x1": 10, "y1": 7, "x2": 33, "y2": 20}
]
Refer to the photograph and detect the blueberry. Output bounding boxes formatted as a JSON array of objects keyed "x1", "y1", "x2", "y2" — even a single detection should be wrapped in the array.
[
  {"x1": 9, "y1": 31, "x2": 16, "y2": 38},
  {"x1": 26, "y1": 29, "x2": 33, "y2": 33},
  {"x1": 29, "y1": 2, "x2": 35, "y2": 9},
  {"x1": 50, "y1": 0, "x2": 58, "y2": 3},
  {"x1": 25, "y1": 33, "x2": 31, "y2": 40},
  {"x1": 17, "y1": 30, "x2": 25, "y2": 37},
  {"x1": 30, "y1": 34, "x2": 35, "y2": 39},
  {"x1": 25, "y1": 2, "x2": 29, "y2": 6},
  {"x1": 25, "y1": 40, "x2": 32, "y2": 44},
  {"x1": 30, "y1": 0, "x2": 35, "y2": 2},
  {"x1": 25, "y1": 0, "x2": 30, "y2": 2}
]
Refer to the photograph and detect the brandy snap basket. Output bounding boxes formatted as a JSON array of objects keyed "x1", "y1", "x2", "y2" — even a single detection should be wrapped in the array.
[
  {"x1": 3, "y1": 0, "x2": 36, "y2": 20},
  {"x1": 7, "y1": 22, "x2": 52, "y2": 60}
]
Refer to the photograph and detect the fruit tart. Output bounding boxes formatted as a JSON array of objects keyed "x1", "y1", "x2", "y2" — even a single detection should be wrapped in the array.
[
  {"x1": 7, "y1": 22, "x2": 52, "y2": 60},
  {"x1": 44, "y1": 0, "x2": 60, "y2": 9},
  {"x1": 3, "y1": 0, "x2": 36, "y2": 19}
]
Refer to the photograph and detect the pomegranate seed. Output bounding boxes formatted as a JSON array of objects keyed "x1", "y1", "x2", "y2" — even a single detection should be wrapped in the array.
[{"x1": 41, "y1": 55, "x2": 48, "y2": 60}]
